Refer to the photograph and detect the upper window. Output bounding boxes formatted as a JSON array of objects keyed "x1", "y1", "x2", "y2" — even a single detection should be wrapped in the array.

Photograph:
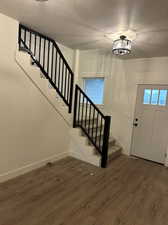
[
  {"x1": 143, "y1": 89, "x2": 167, "y2": 106},
  {"x1": 83, "y1": 78, "x2": 104, "y2": 104}
]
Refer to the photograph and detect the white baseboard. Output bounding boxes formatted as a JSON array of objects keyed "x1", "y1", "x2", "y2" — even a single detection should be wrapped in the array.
[{"x1": 0, "y1": 152, "x2": 68, "y2": 183}]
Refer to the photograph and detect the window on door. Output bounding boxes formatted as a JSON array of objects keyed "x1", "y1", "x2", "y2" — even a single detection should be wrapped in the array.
[
  {"x1": 83, "y1": 78, "x2": 104, "y2": 104},
  {"x1": 143, "y1": 89, "x2": 167, "y2": 106}
]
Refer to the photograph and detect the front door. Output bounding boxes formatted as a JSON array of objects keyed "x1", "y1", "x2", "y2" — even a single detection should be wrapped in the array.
[{"x1": 131, "y1": 85, "x2": 168, "y2": 164}]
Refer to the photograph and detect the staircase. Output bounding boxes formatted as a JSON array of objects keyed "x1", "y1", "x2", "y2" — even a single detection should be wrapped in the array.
[
  {"x1": 18, "y1": 24, "x2": 122, "y2": 168},
  {"x1": 83, "y1": 123, "x2": 122, "y2": 163}
]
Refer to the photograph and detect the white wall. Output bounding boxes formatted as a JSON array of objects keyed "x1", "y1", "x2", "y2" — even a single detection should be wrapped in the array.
[
  {"x1": 79, "y1": 49, "x2": 114, "y2": 114},
  {"x1": 108, "y1": 56, "x2": 168, "y2": 155},
  {"x1": 58, "y1": 43, "x2": 75, "y2": 69},
  {"x1": 78, "y1": 49, "x2": 168, "y2": 155},
  {"x1": 120, "y1": 57, "x2": 168, "y2": 154},
  {"x1": 0, "y1": 13, "x2": 74, "y2": 182}
]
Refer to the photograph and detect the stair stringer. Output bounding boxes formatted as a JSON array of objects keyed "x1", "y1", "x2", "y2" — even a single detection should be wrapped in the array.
[
  {"x1": 15, "y1": 48, "x2": 72, "y2": 126},
  {"x1": 69, "y1": 128, "x2": 101, "y2": 167}
]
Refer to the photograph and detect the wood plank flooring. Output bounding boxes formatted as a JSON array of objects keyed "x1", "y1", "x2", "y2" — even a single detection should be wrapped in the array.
[{"x1": 0, "y1": 156, "x2": 168, "y2": 225}]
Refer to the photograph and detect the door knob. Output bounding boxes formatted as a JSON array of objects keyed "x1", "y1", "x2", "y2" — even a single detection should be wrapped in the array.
[{"x1": 133, "y1": 123, "x2": 138, "y2": 127}]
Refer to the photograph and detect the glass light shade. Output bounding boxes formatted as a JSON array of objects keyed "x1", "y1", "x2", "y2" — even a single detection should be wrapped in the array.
[{"x1": 112, "y1": 36, "x2": 131, "y2": 56}]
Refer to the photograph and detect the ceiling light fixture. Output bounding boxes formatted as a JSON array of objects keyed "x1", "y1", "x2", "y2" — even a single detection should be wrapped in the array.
[{"x1": 112, "y1": 35, "x2": 131, "y2": 56}]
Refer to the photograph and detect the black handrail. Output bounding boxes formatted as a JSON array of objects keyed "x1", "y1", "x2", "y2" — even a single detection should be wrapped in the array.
[
  {"x1": 73, "y1": 84, "x2": 111, "y2": 168},
  {"x1": 18, "y1": 24, "x2": 74, "y2": 113}
]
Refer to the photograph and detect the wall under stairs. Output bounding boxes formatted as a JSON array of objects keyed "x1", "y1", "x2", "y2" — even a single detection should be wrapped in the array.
[{"x1": 0, "y1": 13, "x2": 74, "y2": 183}]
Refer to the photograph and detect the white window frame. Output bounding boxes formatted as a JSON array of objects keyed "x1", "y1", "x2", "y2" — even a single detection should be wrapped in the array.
[{"x1": 82, "y1": 75, "x2": 105, "y2": 106}]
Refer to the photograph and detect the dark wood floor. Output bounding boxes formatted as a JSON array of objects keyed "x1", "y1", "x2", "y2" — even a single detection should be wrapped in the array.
[{"x1": 0, "y1": 156, "x2": 168, "y2": 225}]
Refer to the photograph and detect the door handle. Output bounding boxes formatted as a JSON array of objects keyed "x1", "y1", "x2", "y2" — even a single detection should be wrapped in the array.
[{"x1": 133, "y1": 123, "x2": 138, "y2": 127}]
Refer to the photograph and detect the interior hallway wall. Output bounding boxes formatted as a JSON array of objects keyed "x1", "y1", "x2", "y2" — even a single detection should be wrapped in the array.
[
  {"x1": 120, "y1": 57, "x2": 168, "y2": 154},
  {"x1": 0, "y1": 13, "x2": 74, "y2": 182},
  {"x1": 78, "y1": 49, "x2": 115, "y2": 114},
  {"x1": 78, "y1": 49, "x2": 168, "y2": 155},
  {"x1": 108, "y1": 57, "x2": 168, "y2": 155}
]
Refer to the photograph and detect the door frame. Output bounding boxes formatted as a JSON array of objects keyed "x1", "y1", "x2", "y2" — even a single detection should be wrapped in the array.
[{"x1": 130, "y1": 84, "x2": 168, "y2": 166}]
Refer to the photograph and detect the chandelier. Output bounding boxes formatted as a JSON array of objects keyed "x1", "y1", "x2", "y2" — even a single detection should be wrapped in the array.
[{"x1": 112, "y1": 35, "x2": 131, "y2": 56}]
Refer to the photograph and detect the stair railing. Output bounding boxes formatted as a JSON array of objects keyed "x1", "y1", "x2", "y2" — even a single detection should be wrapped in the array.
[
  {"x1": 18, "y1": 24, "x2": 111, "y2": 167},
  {"x1": 73, "y1": 84, "x2": 111, "y2": 168},
  {"x1": 18, "y1": 24, "x2": 74, "y2": 113}
]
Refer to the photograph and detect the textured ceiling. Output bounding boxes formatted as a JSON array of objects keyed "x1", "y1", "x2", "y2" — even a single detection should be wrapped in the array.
[{"x1": 0, "y1": 0, "x2": 168, "y2": 58}]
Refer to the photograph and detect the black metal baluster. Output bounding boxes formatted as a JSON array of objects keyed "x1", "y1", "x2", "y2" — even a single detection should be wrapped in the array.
[
  {"x1": 18, "y1": 25, "x2": 21, "y2": 47},
  {"x1": 64, "y1": 68, "x2": 67, "y2": 99},
  {"x1": 77, "y1": 91, "x2": 81, "y2": 125},
  {"x1": 24, "y1": 29, "x2": 26, "y2": 44},
  {"x1": 88, "y1": 103, "x2": 92, "y2": 135},
  {"x1": 85, "y1": 99, "x2": 88, "y2": 128},
  {"x1": 55, "y1": 50, "x2": 57, "y2": 85},
  {"x1": 61, "y1": 62, "x2": 64, "y2": 94},
  {"x1": 51, "y1": 44, "x2": 54, "y2": 81},
  {"x1": 66, "y1": 72, "x2": 70, "y2": 102},
  {"x1": 58, "y1": 56, "x2": 61, "y2": 91},
  {"x1": 34, "y1": 34, "x2": 37, "y2": 56},
  {"x1": 81, "y1": 95, "x2": 85, "y2": 127},
  {"x1": 73, "y1": 85, "x2": 78, "y2": 128},
  {"x1": 95, "y1": 112, "x2": 99, "y2": 147},
  {"x1": 43, "y1": 38, "x2": 46, "y2": 69},
  {"x1": 69, "y1": 73, "x2": 74, "y2": 113},
  {"x1": 47, "y1": 41, "x2": 50, "y2": 74},
  {"x1": 99, "y1": 117, "x2": 103, "y2": 149},
  {"x1": 92, "y1": 108, "x2": 95, "y2": 140},
  {"x1": 29, "y1": 32, "x2": 32, "y2": 51},
  {"x1": 39, "y1": 37, "x2": 41, "y2": 63}
]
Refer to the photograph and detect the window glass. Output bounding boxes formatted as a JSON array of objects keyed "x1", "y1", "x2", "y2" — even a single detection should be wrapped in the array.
[
  {"x1": 159, "y1": 90, "x2": 167, "y2": 106},
  {"x1": 143, "y1": 88, "x2": 167, "y2": 106},
  {"x1": 84, "y1": 78, "x2": 104, "y2": 104},
  {"x1": 143, "y1": 89, "x2": 151, "y2": 104},
  {"x1": 151, "y1": 89, "x2": 159, "y2": 105}
]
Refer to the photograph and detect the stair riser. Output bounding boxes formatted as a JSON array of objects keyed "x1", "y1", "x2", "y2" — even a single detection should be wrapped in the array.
[
  {"x1": 108, "y1": 150, "x2": 122, "y2": 162},
  {"x1": 94, "y1": 145, "x2": 121, "y2": 155}
]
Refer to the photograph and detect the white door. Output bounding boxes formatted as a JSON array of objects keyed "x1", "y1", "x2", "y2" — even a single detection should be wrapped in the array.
[{"x1": 131, "y1": 85, "x2": 168, "y2": 164}]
